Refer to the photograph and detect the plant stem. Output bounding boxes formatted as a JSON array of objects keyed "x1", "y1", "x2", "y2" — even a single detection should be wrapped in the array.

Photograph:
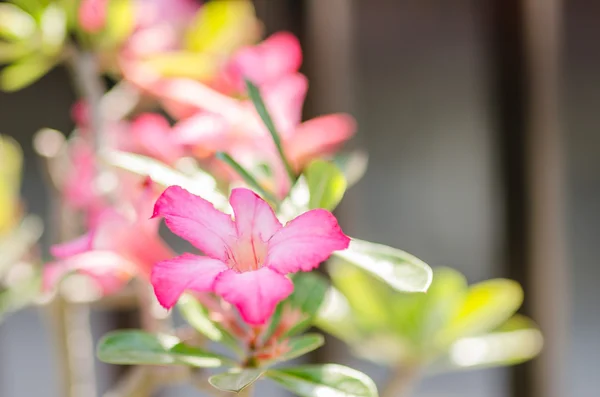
[
  {"x1": 239, "y1": 385, "x2": 254, "y2": 397},
  {"x1": 381, "y1": 366, "x2": 420, "y2": 397}
]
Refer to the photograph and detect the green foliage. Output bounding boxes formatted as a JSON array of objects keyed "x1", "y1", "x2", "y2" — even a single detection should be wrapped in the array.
[
  {"x1": 209, "y1": 369, "x2": 264, "y2": 393},
  {"x1": 0, "y1": 1, "x2": 67, "y2": 91},
  {"x1": 96, "y1": 330, "x2": 234, "y2": 367},
  {"x1": 267, "y1": 364, "x2": 379, "y2": 397},
  {"x1": 333, "y1": 150, "x2": 368, "y2": 188},
  {"x1": 277, "y1": 333, "x2": 324, "y2": 362},
  {"x1": 184, "y1": 0, "x2": 257, "y2": 54},
  {"x1": 317, "y1": 266, "x2": 542, "y2": 374},
  {"x1": 176, "y1": 294, "x2": 241, "y2": 354},
  {"x1": 246, "y1": 79, "x2": 296, "y2": 182},
  {"x1": 333, "y1": 238, "x2": 433, "y2": 293},
  {"x1": 0, "y1": 53, "x2": 56, "y2": 91},
  {"x1": 305, "y1": 159, "x2": 347, "y2": 211}
]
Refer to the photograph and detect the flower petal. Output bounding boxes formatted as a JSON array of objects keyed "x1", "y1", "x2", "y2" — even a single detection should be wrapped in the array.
[
  {"x1": 129, "y1": 113, "x2": 183, "y2": 164},
  {"x1": 171, "y1": 112, "x2": 230, "y2": 153},
  {"x1": 230, "y1": 188, "x2": 281, "y2": 241},
  {"x1": 228, "y1": 32, "x2": 302, "y2": 88},
  {"x1": 50, "y1": 233, "x2": 94, "y2": 259},
  {"x1": 151, "y1": 253, "x2": 228, "y2": 309},
  {"x1": 214, "y1": 267, "x2": 293, "y2": 325},
  {"x1": 262, "y1": 73, "x2": 308, "y2": 136},
  {"x1": 265, "y1": 209, "x2": 350, "y2": 273},
  {"x1": 285, "y1": 113, "x2": 356, "y2": 169},
  {"x1": 43, "y1": 250, "x2": 136, "y2": 294},
  {"x1": 153, "y1": 186, "x2": 236, "y2": 261}
]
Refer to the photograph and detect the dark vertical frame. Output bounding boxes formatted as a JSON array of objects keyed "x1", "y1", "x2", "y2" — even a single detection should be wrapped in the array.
[
  {"x1": 488, "y1": 0, "x2": 567, "y2": 396},
  {"x1": 485, "y1": 1, "x2": 531, "y2": 395}
]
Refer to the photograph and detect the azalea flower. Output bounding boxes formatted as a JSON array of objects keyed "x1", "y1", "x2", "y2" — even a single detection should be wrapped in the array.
[
  {"x1": 44, "y1": 180, "x2": 173, "y2": 295},
  {"x1": 151, "y1": 186, "x2": 350, "y2": 325}
]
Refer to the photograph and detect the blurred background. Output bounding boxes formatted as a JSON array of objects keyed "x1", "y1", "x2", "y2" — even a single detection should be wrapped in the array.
[{"x1": 0, "y1": 0, "x2": 598, "y2": 396}]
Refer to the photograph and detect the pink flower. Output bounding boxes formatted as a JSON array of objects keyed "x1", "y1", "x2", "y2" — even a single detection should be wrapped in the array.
[
  {"x1": 151, "y1": 186, "x2": 350, "y2": 325},
  {"x1": 78, "y1": 0, "x2": 109, "y2": 33},
  {"x1": 126, "y1": 0, "x2": 200, "y2": 56},
  {"x1": 44, "y1": 180, "x2": 174, "y2": 294},
  {"x1": 124, "y1": 113, "x2": 185, "y2": 165},
  {"x1": 216, "y1": 32, "x2": 303, "y2": 94},
  {"x1": 168, "y1": 75, "x2": 355, "y2": 197}
]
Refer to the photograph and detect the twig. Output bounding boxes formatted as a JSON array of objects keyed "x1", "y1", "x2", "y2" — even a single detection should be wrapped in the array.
[
  {"x1": 103, "y1": 367, "x2": 154, "y2": 397},
  {"x1": 381, "y1": 366, "x2": 420, "y2": 397}
]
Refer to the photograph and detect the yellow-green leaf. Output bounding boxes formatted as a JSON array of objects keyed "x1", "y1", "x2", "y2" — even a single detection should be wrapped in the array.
[
  {"x1": 40, "y1": 3, "x2": 66, "y2": 55},
  {"x1": 305, "y1": 160, "x2": 347, "y2": 211},
  {"x1": 0, "y1": 3, "x2": 36, "y2": 40},
  {"x1": 439, "y1": 314, "x2": 543, "y2": 372},
  {"x1": 333, "y1": 239, "x2": 433, "y2": 293},
  {"x1": 104, "y1": 0, "x2": 134, "y2": 44},
  {"x1": 438, "y1": 279, "x2": 524, "y2": 345},
  {"x1": 0, "y1": 53, "x2": 55, "y2": 91},
  {"x1": 141, "y1": 52, "x2": 219, "y2": 80},
  {"x1": 185, "y1": 0, "x2": 258, "y2": 54}
]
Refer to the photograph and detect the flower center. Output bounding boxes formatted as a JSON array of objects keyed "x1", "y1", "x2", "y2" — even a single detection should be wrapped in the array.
[{"x1": 228, "y1": 236, "x2": 268, "y2": 273}]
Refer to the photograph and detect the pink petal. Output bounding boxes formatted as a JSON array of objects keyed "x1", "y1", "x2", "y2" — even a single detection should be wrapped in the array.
[
  {"x1": 214, "y1": 267, "x2": 293, "y2": 325},
  {"x1": 265, "y1": 209, "x2": 350, "y2": 273},
  {"x1": 78, "y1": 0, "x2": 108, "y2": 33},
  {"x1": 154, "y1": 78, "x2": 242, "y2": 118},
  {"x1": 230, "y1": 188, "x2": 282, "y2": 242},
  {"x1": 129, "y1": 113, "x2": 183, "y2": 164},
  {"x1": 153, "y1": 186, "x2": 236, "y2": 261},
  {"x1": 151, "y1": 254, "x2": 229, "y2": 309},
  {"x1": 43, "y1": 251, "x2": 136, "y2": 294},
  {"x1": 228, "y1": 32, "x2": 303, "y2": 88},
  {"x1": 171, "y1": 113, "x2": 230, "y2": 150},
  {"x1": 285, "y1": 113, "x2": 356, "y2": 168},
  {"x1": 50, "y1": 233, "x2": 94, "y2": 259},
  {"x1": 261, "y1": 73, "x2": 308, "y2": 136}
]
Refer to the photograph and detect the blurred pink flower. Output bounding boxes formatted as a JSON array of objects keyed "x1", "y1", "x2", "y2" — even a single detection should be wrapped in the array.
[
  {"x1": 169, "y1": 74, "x2": 356, "y2": 197},
  {"x1": 151, "y1": 186, "x2": 349, "y2": 325},
  {"x1": 123, "y1": 113, "x2": 185, "y2": 164},
  {"x1": 126, "y1": 0, "x2": 200, "y2": 56},
  {"x1": 216, "y1": 32, "x2": 303, "y2": 94},
  {"x1": 44, "y1": 180, "x2": 174, "y2": 295},
  {"x1": 78, "y1": 0, "x2": 108, "y2": 33}
]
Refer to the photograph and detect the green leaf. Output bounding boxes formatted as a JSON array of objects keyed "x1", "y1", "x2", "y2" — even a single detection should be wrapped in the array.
[
  {"x1": 333, "y1": 150, "x2": 368, "y2": 187},
  {"x1": 184, "y1": 0, "x2": 257, "y2": 54},
  {"x1": 267, "y1": 364, "x2": 379, "y2": 397},
  {"x1": 0, "y1": 216, "x2": 43, "y2": 276},
  {"x1": 438, "y1": 279, "x2": 523, "y2": 345},
  {"x1": 0, "y1": 54, "x2": 55, "y2": 91},
  {"x1": 305, "y1": 160, "x2": 347, "y2": 211},
  {"x1": 176, "y1": 294, "x2": 241, "y2": 353},
  {"x1": 278, "y1": 333, "x2": 324, "y2": 362},
  {"x1": 97, "y1": 330, "x2": 232, "y2": 368},
  {"x1": 0, "y1": 3, "x2": 36, "y2": 40},
  {"x1": 141, "y1": 52, "x2": 219, "y2": 80},
  {"x1": 209, "y1": 369, "x2": 264, "y2": 393},
  {"x1": 314, "y1": 287, "x2": 362, "y2": 343},
  {"x1": 284, "y1": 272, "x2": 329, "y2": 336},
  {"x1": 40, "y1": 3, "x2": 66, "y2": 55},
  {"x1": 216, "y1": 151, "x2": 278, "y2": 205},
  {"x1": 435, "y1": 315, "x2": 543, "y2": 372},
  {"x1": 329, "y1": 263, "x2": 393, "y2": 332},
  {"x1": 0, "y1": 41, "x2": 33, "y2": 63},
  {"x1": 245, "y1": 79, "x2": 295, "y2": 182},
  {"x1": 105, "y1": 0, "x2": 134, "y2": 44},
  {"x1": 333, "y1": 239, "x2": 433, "y2": 293},
  {"x1": 0, "y1": 269, "x2": 41, "y2": 323}
]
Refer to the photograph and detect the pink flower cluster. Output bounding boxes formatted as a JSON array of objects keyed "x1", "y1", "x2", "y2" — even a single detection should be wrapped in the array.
[{"x1": 46, "y1": 0, "x2": 354, "y2": 325}]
